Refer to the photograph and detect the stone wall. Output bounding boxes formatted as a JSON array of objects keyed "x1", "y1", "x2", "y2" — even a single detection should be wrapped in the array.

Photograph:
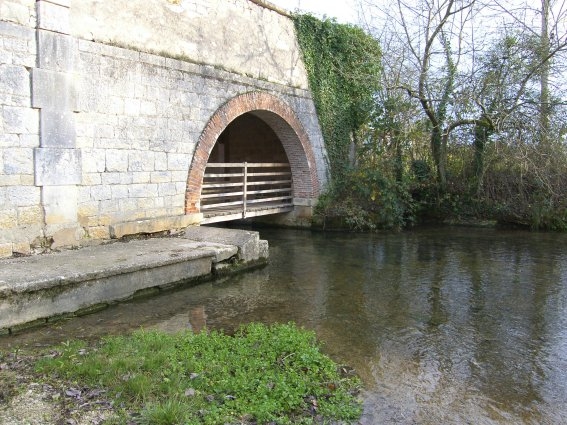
[
  {"x1": 0, "y1": 3, "x2": 39, "y2": 257},
  {"x1": 0, "y1": 0, "x2": 35, "y2": 27},
  {"x1": 0, "y1": 0, "x2": 328, "y2": 258},
  {"x1": 70, "y1": 0, "x2": 309, "y2": 89}
]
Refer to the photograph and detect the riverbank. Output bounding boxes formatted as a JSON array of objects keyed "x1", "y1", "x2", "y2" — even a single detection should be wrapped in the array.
[
  {"x1": 0, "y1": 323, "x2": 362, "y2": 425},
  {"x1": 0, "y1": 227, "x2": 268, "y2": 334}
]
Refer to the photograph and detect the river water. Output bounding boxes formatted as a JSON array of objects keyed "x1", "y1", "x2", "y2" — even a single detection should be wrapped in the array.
[{"x1": 2, "y1": 226, "x2": 567, "y2": 424}]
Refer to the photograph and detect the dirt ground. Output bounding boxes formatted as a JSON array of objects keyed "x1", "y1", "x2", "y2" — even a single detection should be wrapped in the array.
[{"x1": 0, "y1": 351, "x2": 115, "y2": 425}]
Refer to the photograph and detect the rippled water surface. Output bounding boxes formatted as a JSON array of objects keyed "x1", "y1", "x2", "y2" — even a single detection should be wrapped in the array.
[{"x1": 2, "y1": 226, "x2": 567, "y2": 424}]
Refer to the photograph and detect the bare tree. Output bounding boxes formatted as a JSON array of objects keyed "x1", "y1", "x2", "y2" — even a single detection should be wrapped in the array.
[
  {"x1": 357, "y1": 0, "x2": 567, "y2": 192},
  {"x1": 490, "y1": 0, "x2": 567, "y2": 144},
  {"x1": 357, "y1": 0, "x2": 483, "y2": 190}
]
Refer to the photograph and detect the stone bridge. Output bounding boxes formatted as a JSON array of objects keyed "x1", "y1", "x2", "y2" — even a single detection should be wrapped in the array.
[{"x1": 0, "y1": 0, "x2": 328, "y2": 258}]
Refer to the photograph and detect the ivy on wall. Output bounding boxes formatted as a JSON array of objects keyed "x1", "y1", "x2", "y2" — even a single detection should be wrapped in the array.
[{"x1": 293, "y1": 14, "x2": 382, "y2": 179}]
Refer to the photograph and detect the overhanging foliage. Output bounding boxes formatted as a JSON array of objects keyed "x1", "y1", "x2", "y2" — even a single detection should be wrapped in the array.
[{"x1": 293, "y1": 14, "x2": 382, "y2": 179}]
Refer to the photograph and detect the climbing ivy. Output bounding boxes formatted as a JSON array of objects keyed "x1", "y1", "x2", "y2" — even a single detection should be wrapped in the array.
[{"x1": 293, "y1": 14, "x2": 382, "y2": 179}]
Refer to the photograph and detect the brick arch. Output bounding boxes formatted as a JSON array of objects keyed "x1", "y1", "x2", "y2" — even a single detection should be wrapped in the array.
[{"x1": 185, "y1": 91, "x2": 320, "y2": 213}]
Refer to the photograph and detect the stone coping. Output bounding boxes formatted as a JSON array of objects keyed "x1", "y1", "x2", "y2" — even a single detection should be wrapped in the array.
[
  {"x1": 0, "y1": 237, "x2": 236, "y2": 297},
  {"x1": 0, "y1": 227, "x2": 268, "y2": 331}
]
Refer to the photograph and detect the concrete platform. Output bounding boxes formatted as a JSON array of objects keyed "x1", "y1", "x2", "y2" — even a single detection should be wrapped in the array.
[{"x1": 0, "y1": 227, "x2": 268, "y2": 333}]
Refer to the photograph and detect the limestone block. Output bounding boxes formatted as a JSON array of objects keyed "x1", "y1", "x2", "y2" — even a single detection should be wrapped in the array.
[
  {"x1": 124, "y1": 99, "x2": 141, "y2": 116},
  {"x1": 81, "y1": 148, "x2": 105, "y2": 173},
  {"x1": 118, "y1": 197, "x2": 138, "y2": 212},
  {"x1": 150, "y1": 207, "x2": 168, "y2": 218},
  {"x1": 171, "y1": 170, "x2": 188, "y2": 182},
  {"x1": 37, "y1": 0, "x2": 70, "y2": 34},
  {"x1": 110, "y1": 184, "x2": 128, "y2": 199},
  {"x1": 150, "y1": 171, "x2": 171, "y2": 183},
  {"x1": 109, "y1": 213, "x2": 203, "y2": 238},
  {"x1": 149, "y1": 137, "x2": 174, "y2": 154},
  {"x1": 158, "y1": 182, "x2": 177, "y2": 197},
  {"x1": 132, "y1": 172, "x2": 150, "y2": 184},
  {"x1": 82, "y1": 172, "x2": 101, "y2": 185},
  {"x1": 0, "y1": 1, "x2": 34, "y2": 27},
  {"x1": 76, "y1": 186, "x2": 90, "y2": 203},
  {"x1": 105, "y1": 96, "x2": 124, "y2": 115},
  {"x1": 136, "y1": 197, "x2": 155, "y2": 210},
  {"x1": 184, "y1": 227, "x2": 264, "y2": 263},
  {"x1": 18, "y1": 134, "x2": 40, "y2": 148},
  {"x1": 12, "y1": 241, "x2": 31, "y2": 255},
  {"x1": 34, "y1": 147, "x2": 81, "y2": 185},
  {"x1": 0, "y1": 18, "x2": 32, "y2": 38},
  {"x1": 259, "y1": 239, "x2": 269, "y2": 259},
  {"x1": 128, "y1": 183, "x2": 157, "y2": 198},
  {"x1": 77, "y1": 201, "x2": 98, "y2": 219},
  {"x1": 17, "y1": 205, "x2": 43, "y2": 225},
  {"x1": 89, "y1": 184, "x2": 111, "y2": 201},
  {"x1": 2, "y1": 106, "x2": 39, "y2": 134},
  {"x1": 0, "y1": 174, "x2": 20, "y2": 186},
  {"x1": 31, "y1": 68, "x2": 77, "y2": 111},
  {"x1": 43, "y1": 185, "x2": 77, "y2": 224},
  {"x1": 167, "y1": 153, "x2": 190, "y2": 171},
  {"x1": 0, "y1": 209, "x2": 17, "y2": 228},
  {"x1": 128, "y1": 150, "x2": 155, "y2": 172},
  {"x1": 99, "y1": 199, "x2": 120, "y2": 214},
  {"x1": 85, "y1": 225, "x2": 110, "y2": 239},
  {"x1": 105, "y1": 149, "x2": 128, "y2": 172},
  {"x1": 0, "y1": 222, "x2": 43, "y2": 244},
  {"x1": 39, "y1": 109, "x2": 76, "y2": 148},
  {"x1": 0, "y1": 50, "x2": 13, "y2": 69},
  {"x1": 6, "y1": 186, "x2": 40, "y2": 207},
  {"x1": 100, "y1": 172, "x2": 122, "y2": 185},
  {"x1": 0, "y1": 243, "x2": 12, "y2": 258},
  {"x1": 19, "y1": 174, "x2": 34, "y2": 185},
  {"x1": 2, "y1": 147, "x2": 33, "y2": 175},
  {"x1": 46, "y1": 224, "x2": 83, "y2": 248},
  {"x1": 140, "y1": 100, "x2": 156, "y2": 116},
  {"x1": 0, "y1": 64, "x2": 30, "y2": 98},
  {"x1": 154, "y1": 152, "x2": 167, "y2": 171},
  {"x1": 37, "y1": 30, "x2": 75, "y2": 72}
]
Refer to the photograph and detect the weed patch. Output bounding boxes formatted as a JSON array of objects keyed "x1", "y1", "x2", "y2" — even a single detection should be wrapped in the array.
[{"x1": 35, "y1": 322, "x2": 362, "y2": 424}]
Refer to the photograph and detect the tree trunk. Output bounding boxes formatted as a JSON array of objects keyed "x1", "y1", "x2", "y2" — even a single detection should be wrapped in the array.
[
  {"x1": 540, "y1": 0, "x2": 551, "y2": 145},
  {"x1": 473, "y1": 123, "x2": 488, "y2": 196},
  {"x1": 393, "y1": 129, "x2": 403, "y2": 183},
  {"x1": 431, "y1": 126, "x2": 447, "y2": 191}
]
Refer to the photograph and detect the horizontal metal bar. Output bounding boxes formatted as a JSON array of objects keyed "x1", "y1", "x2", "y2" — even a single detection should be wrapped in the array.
[
  {"x1": 206, "y1": 162, "x2": 290, "y2": 168},
  {"x1": 246, "y1": 163, "x2": 290, "y2": 167},
  {"x1": 201, "y1": 191, "x2": 244, "y2": 199},
  {"x1": 248, "y1": 188, "x2": 292, "y2": 195},
  {"x1": 202, "y1": 182, "x2": 243, "y2": 189},
  {"x1": 204, "y1": 173, "x2": 244, "y2": 178},
  {"x1": 247, "y1": 179, "x2": 291, "y2": 186},
  {"x1": 205, "y1": 163, "x2": 245, "y2": 167},
  {"x1": 247, "y1": 196, "x2": 293, "y2": 204},
  {"x1": 248, "y1": 172, "x2": 292, "y2": 177},
  {"x1": 201, "y1": 200, "x2": 244, "y2": 209}
]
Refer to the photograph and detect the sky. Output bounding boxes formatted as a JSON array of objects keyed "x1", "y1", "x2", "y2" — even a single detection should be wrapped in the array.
[{"x1": 269, "y1": 0, "x2": 358, "y2": 24}]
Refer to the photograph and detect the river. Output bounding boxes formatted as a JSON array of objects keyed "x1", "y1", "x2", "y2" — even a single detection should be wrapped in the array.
[{"x1": 2, "y1": 226, "x2": 567, "y2": 424}]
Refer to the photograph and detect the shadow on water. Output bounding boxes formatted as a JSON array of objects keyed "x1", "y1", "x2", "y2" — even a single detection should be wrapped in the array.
[{"x1": 2, "y1": 226, "x2": 567, "y2": 424}]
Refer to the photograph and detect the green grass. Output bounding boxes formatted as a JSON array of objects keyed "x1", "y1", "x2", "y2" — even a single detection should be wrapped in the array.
[{"x1": 35, "y1": 322, "x2": 362, "y2": 424}]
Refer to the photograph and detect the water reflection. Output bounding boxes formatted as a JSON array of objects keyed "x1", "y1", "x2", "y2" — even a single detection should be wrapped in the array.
[{"x1": 1, "y1": 226, "x2": 566, "y2": 424}]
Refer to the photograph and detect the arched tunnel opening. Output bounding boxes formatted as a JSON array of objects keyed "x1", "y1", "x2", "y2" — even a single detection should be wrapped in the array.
[
  {"x1": 208, "y1": 113, "x2": 288, "y2": 163},
  {"x1": 200, "y1": 112, "x2": 294, "y2": 223}
]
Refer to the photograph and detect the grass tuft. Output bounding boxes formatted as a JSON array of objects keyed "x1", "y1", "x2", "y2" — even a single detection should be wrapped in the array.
[{"x1": 35, "y1": 322, "x2": 362, "y2": 424}]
